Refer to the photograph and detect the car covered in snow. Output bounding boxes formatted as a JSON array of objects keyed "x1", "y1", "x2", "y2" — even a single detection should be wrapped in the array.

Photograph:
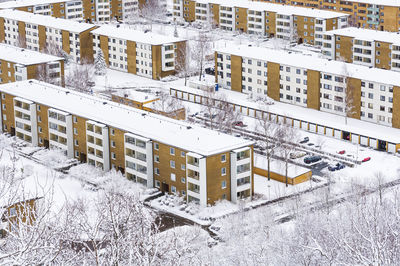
[
  {"x1": 328, "y1": 162, "x2": 345, "y2": 171},
  {"x1": 304, "y1": 155, "x2": 321, "y2": 164}
]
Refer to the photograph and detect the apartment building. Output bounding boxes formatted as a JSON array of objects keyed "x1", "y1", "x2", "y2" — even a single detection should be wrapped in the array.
[
  {"x1": 215, "y1": 45, "x2": 400, "y2": 129},
  {"x1": 0, "y1": 10, "x2": 97, "y2": 63},
  {"x1": 174, "y1": 0, "x2": 348, "y2": 44},
  {"x1": 0, "y1": 0, "x2": 84, "y2": 21},
  {"x1": 320, "y1": 27, "x2": 400, "y2": 71},
  {"x1": 0, "y1": 80, "x2": 254, "y2": 205},
  {"x1": 0, "y1": 44, "x2": 64, "y2": 86},
  {"x1": 91, "y1": 25, "x2": 187, "y2": 80},
  {"x1": 256, "y1": 0, "x2": 400, "y2": 32},
  {"x1": 0, "y1": 0, "x2": 139, "y2": 22}
]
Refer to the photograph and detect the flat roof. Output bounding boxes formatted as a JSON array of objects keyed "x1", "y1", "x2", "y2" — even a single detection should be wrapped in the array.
[
  {"x1": 0, "y1": 9, "x2": 95, "y2": 33},
  {"x1": 254, "y1": 155, "x2": 311, "y2": 178},
  {"x1": 0, "y1": 80, "x2": 253, "y2": 156},
  {"x1": 0, "y1": 43, "x2": 63, "y2": 65},
  {"x1": 113, "y1": 90, "x2": 159, "y2": 103},
  {"x1": 216, "y1": 45, "x2": 400, "y2": 85},
  {"x1": 341, "y1": 0, "x2": 400, "y2": 7},
  {"x1": 172, "y1": 85, "x2": 400, "y2": 144},
  {"x1": 0, "y1": 0, "x2": 77, "y2": 9},
  {"x1": 92, "y1": 25, "x2": 186, "y2": 45},
  {"x1": 197, "y1": 0, "x2": 349, "y2": 19},
  {"x1": 325, "y1": 27, "x2": 400, "y2": 44}
]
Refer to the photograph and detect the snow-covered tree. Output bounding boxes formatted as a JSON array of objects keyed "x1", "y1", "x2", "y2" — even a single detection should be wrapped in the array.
[{"x1": 94, "y1": 50, "x2": 107, "y2": 76}]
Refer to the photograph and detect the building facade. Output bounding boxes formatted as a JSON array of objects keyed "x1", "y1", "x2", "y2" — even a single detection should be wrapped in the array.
[
  {"x1": 91, "y1": 25, "x2": 187, "y2": 80},
  {"x1": 255, "y1": 0, "x2": 400, "y2": 32},
  {"x1": 173, "y1": 0, "x2": 349, "y2": 44},
  {"x1": 0, "y1": 0, "x2": 139, "y2": 22},
  {"x1": 320, "y1": 27, "x2": 400, "y2": 71},
  {"x1": 215, "y1": 45, "x2": 400, "y2": 129},
  {"x1": 0, "y1": 0, "x2": 84, "y2": 21},
  {"x1": 0, "y1": 80, "x2": 254, "y2": 205},
  {"x1": 0, "y1": 10, "x2": 97, "y2": 63},
  {"x1": 0, "y1": 44, "x2": 64, "y2": 85}
]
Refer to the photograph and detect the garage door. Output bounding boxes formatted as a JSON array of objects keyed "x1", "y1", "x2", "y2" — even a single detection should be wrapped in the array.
[
  {"x1": 325, "y1": 128, "x2": 333, "y2": 137},
  {"x1": 241, "y1": 107, "x2": 248, "y2": 115},
  {"x1": 334, "y1": 130, "x2": 341, "y2": 139},
  {"x1": 300, "y1": 121, "x2": 308, "y2": 130},
  {"x1": 195, "y1": 95, "x2": 201, "y2": 103},
  {"x1": 278, "y1": 116, "x2": 285, "y2": 124},
  {"x1": 351, "y1": 134, "x2": 359, "y2": 144},
  {"x1": 388, "y1": 143, "x2": 396, "y2": 153},
  {"x1": 293, "y1": 120, "x2": 300, "y2": 128},
  {"x1": 181, "y1": 92, "x2": 187, "y2": 100},
  {"x1": 369, "y1": 138, "x2": 376, "y2": 149},
  {"x1": 317, "y1": 126, "x2": 325, "y2": 135},
  {"x1": 360, "y1": 136, "x2": 368, "y2": 146},
  {"x1": 285, "y1": 118, "x2": 293, "y2": 126},
  {"x1": 309, "y1": 124, "x2": 317, "y2": 133},
  {"x1": 270, "y1": 114, "x2": 277, "y2": 122}
]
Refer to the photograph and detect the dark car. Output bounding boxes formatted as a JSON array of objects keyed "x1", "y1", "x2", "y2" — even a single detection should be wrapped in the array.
[
  {"x1": 304, "y1": 155, "x2": 321, "y2": 164},
  {"x1": 328, "y1": 163, "x2": 345, "y2": 171},
  {"x1": 299, "y1": 137, "x2": 309, "y2": 144}
]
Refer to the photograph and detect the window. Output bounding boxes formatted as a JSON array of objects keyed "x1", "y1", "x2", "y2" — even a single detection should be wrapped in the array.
[
  {"x1": 221, "y1": 167, "x2": 226, "y2": 176},
  {"x1": 170, "y1": 147, "x2": 175, "y2": 155},
  {"x1": 221, "y1": 180, "x2": 226, "y2": 189},
  {"x1": 111, "y1": 152, "x2": 116, "y2": 160},
  {"x1": 155, "y1": 168, "x2": 160, "y2": 175},
  {"x1": 155, "y1": 180, "x2": 161, "y2": 188},
  {"x1": 380, "y1": 95, "x2": 386, "y2": 101},
  {"x1": 181, "y1": 177, "x2": 186, "y2": 183},
  {"x1": 111, "y1": 128, "x2": 115, "y2": 135},
  {"x1": 154, "y1": 155, "x2": 159, "y2": 163},
  {"x1": 38, "y1": 126, "x2": 42, "y2": 133},
  {"x1": 181, "y1": 151, "x2": 185, "y2": 157},
  {"x1": 37, "y1": 105, "x2": 41, "y2": 111},
  {"x1": 74, "y1": 139, "x2": 79, "y2": 146},
  {"x1": 170, "y1": 160, "x2": 175, "y2": 168},
  {"x1": 73, "y1": 116, "x2": 77, "y2": 123},
  {"x1": 171, "y1": 186, "x2": 176, "y2": 193},
  {"x1": 181, "y1": 164, "x2": 186, "y2": 170},
  {"x1": 171, "y1": 173, "x2": 176, "y2": 181},
  {"x1": 154, "y1": 143, "x2": 159, "y2": 150},
  {"x1": 221, "y1": 154, "x2": 226, "y2": 162},
  {"x1": 111, "y1": 140, "x2": 115, "y2": 148},
  {"x1": 74, "y1": 128, "x2": 78, "y2": 135},
  {"x1": 368, "y1": 93, "x2": 374, "y2": 99}
]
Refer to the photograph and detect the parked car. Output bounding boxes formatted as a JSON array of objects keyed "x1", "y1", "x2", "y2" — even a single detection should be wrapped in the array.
[
  {"x1": 362, "y1": 157, "x2": 371, "y2": 162},
  {"x1": 290, "y1": 152, "x2": 307, "y2": 159},
  {"x1": 304, "y1": 155, "x2": 321, "y2": 164},
  {"x1": 232, "y1": 121, "x2": 247, "y2": 127},
  {"x1": 299, "y1": 137, "x2": 309, "y2": 144},
  {"x1": 328, "y1": 163, "x2": 345, "y2": 171},
  {"x1": 338, "y1": 150, "x2": 346, "y2": 155}
]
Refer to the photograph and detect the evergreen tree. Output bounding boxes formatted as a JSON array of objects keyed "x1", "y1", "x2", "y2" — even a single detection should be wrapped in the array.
[{"x1": 94, "y1": 50, "x2": 107, "y2": 76}]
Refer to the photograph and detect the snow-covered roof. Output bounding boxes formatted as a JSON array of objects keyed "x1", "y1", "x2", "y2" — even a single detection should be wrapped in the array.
[
  {"x1": 0, "y1": 177, "x2": 42, "y2": 208},
  {"x1": 0, "y1": 43, "x2": 63, "y2": 65},
  {"x1": 0, "y1": 0, "x2": 76, "y2": 9},
  {"x1": 92, "y1": 25, "x2": 186, "y2": 45},
  {"x1": 113, "y1": 90, "x2": 159, "y2": 103},
  {"x1": 338, "y1": 0, "x2": 400, "y2": 7},
  {"x1": 173, "y1": 85, "x2": 400, "y2": 144},
  {"x1": 216, "y1": 45, "x2": 400, "y2": 85},
  {"x1": 0, "y1": 80, "x2": 253, "y2": 156},
  {"x1": 325, "y1": 27, "x2": 400, "y2": 44},
  {"x1": 0, "y1": 9, "x2": 95, "y2": 33},
  {"x1": 254, "y1": 155, "x2": 311, "y2": 178},
  {"x1": 196, "y1": 0, "x2": 349, "y2": 19}
]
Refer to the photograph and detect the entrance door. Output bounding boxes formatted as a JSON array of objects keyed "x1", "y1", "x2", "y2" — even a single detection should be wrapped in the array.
[
  {"x1": 342, "y1": 131, "x2": 351, "y2": 141},
  {"x1": 162, "y1": 182, "x2": 169, "y2": 193},
  {"x1": 80, "y1": 152, "x2": 87, "y2": 163},
  {"x1": 44, "y1": 139, "x2": 49, "y2": 149},
  {"x1": 377, "y1": 140, "x2": 387, "y2": 151},
  {"x1": 10, "y1": 127, "x2": 15, "y2": 136}
]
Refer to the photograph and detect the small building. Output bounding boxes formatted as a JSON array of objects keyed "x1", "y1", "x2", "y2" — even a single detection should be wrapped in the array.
[
  {"x1": 0, "y1": 43, "x2": 64, "y2": 86},
  {"x1": 254, "y1": 155, "x2": 311, "y2": 185}
]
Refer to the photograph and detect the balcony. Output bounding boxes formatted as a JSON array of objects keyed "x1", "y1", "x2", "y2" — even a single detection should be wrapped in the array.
[
  {"x1": 187, "y1": 169, "x2": 199, "y2": 180},
  {"x1": 188, "y1": 183, "x2": 200, "y2": 194},
  {"x1": 187, "y1": 158, "x2": 199, "y2": 167}
]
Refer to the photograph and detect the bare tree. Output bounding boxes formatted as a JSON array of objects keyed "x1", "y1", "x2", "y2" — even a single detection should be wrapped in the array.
[
  {"x1": 278, "y1": 124, "x2": 299, "y2": 187},
  {"x1": 215, "y1": 99, "x2": 242, "y2": 134},
  {"x1": 36, "y1": 64, "x2": 62, "y2": 86},
  {"x1": 201, "y1": 88, "x2": 223, "y2": 130},
  {"x1": 338, "y1": 61, "x2": 356, "y2": 125},
  {"x1": 192, "y1": 32, "x2": 212, "y2": 81},
  {"x1": 256, "y1": 113, "x2": 283, "y2": 181},
  {"x1": 151, "y1": 91, "x2": 185, "y2": 119},
  {"x1": 175, "y1": 43, "x2": 192, "y2": 86},
  {"x1": 16, "y1": 33, "x2": 26, "y2": 48},
  {"x1": 139, "y1": 0, "x2": 167, "y2": 31},
  {"x1": 65, "y1": 61, "x2": 94, "y2": 92}
]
